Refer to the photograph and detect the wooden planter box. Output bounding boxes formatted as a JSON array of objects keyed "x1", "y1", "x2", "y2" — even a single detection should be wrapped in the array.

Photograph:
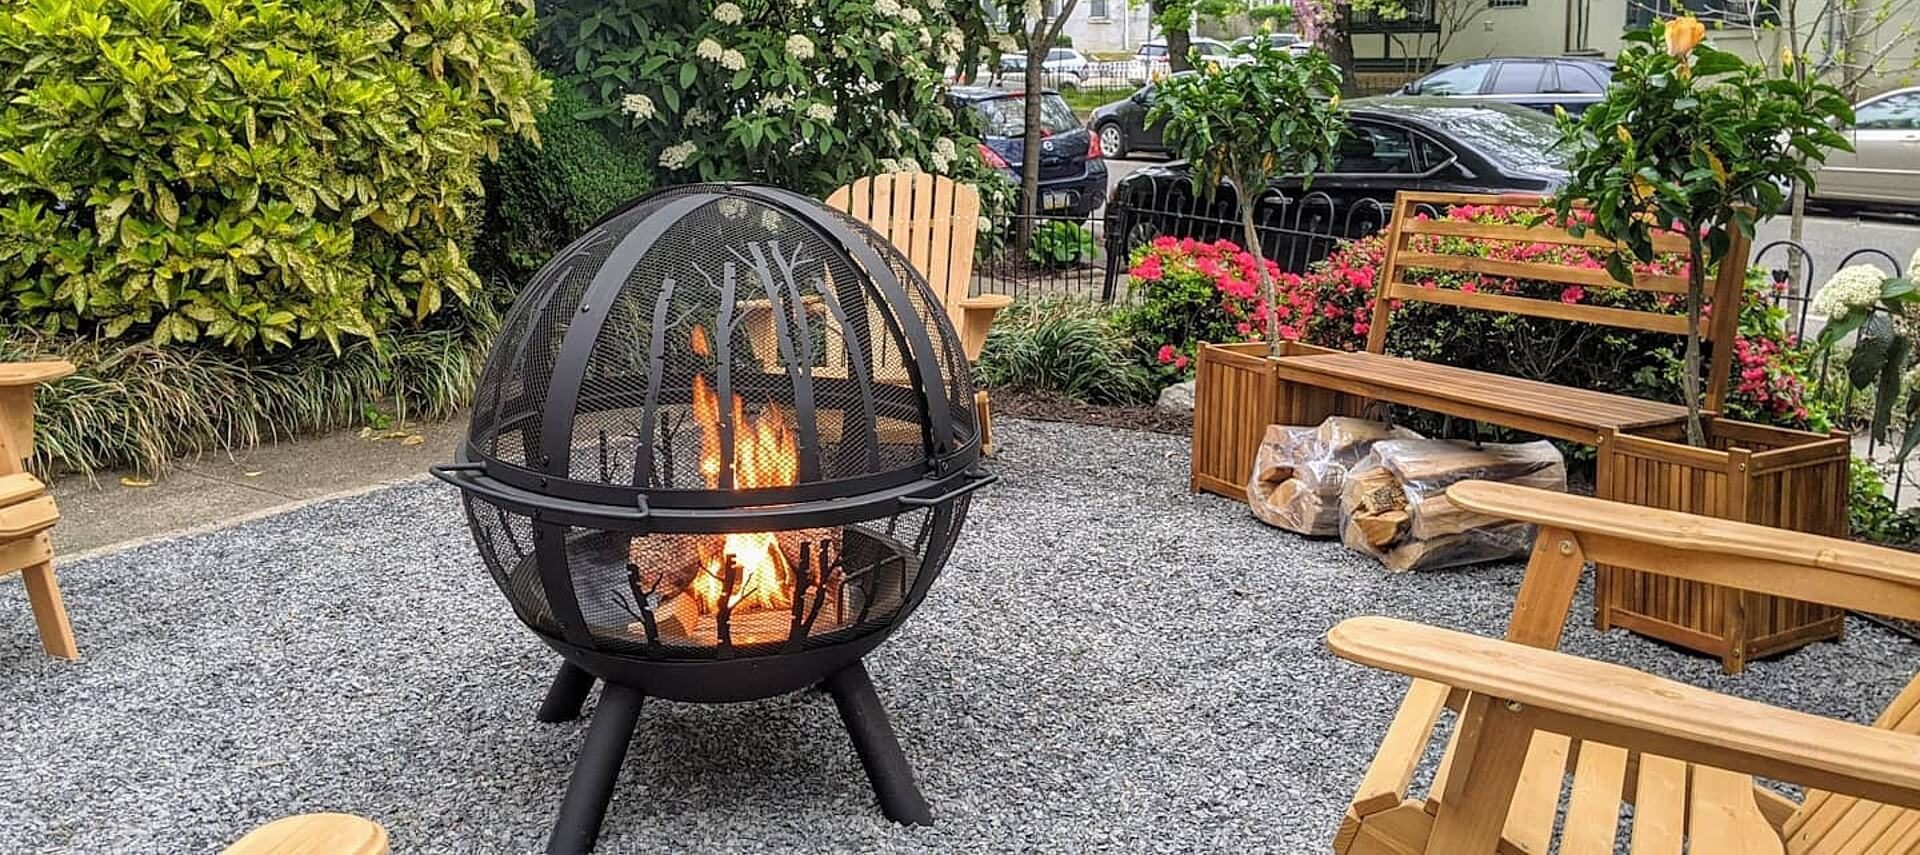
[
  {"x1": 1595, "y1": 417, "x2": 1852, "y2": 673},
  {"x1": 1190, "y1": 341, "x2": 1365, "y2": 500}
]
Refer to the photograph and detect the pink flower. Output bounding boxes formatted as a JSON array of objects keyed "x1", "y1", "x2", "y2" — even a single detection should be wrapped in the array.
[
  {"x1": 1132, "y1": 256, "x2": 1164, "y2": 281},
  {"x1": 1156, "y1": 344, "x2": 1176, "y2": 365},
  {"x1": 1173, "y1": 355, "x2": 1190, "y2": 370},
  {"x1": 1560, "y1": 286, "x2": 1585, "y2": 304}
]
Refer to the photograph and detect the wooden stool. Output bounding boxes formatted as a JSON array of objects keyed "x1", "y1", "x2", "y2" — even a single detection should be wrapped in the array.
[
  {"x1": 1, "y1": 360, "x2": 75, "y2": 659},
  {"x1": 224, "y1": 813, "x2": 390, "y2": 855}
]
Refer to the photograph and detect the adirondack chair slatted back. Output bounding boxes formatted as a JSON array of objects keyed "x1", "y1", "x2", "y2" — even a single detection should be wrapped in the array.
[
  {"x1": 1366, "y1": 191, "x2": 1749, "y2": 412},
  {"x1": 1784, "y1": 676, "x2": 1920, "y2": 850},
  {"x1": 826, "y1": 172, "x2": 981, "y2": 329}
]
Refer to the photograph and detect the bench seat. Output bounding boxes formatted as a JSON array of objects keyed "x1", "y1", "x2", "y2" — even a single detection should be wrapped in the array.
[{"x1": 1272, "y1": 350, "x2": 1691, "y2": 445}]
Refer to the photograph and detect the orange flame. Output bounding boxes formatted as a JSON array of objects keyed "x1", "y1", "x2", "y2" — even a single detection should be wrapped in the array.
[
  {"x1": 689, "y1": 324, "x2": 711, "y2": 358},
  {"x1": 688, "y1": 372, "x2": 801, "y2": 617}
]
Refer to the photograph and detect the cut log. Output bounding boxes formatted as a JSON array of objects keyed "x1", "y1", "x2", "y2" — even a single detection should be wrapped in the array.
[{"x1": 1353, "y1": 509, "x2": 1410, "y2": 548}]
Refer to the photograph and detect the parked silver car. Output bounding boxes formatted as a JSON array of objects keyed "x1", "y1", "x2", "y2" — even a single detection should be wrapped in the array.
[{"x1": 1809, "y1": 86, "x2": 1920, "y2": 214}]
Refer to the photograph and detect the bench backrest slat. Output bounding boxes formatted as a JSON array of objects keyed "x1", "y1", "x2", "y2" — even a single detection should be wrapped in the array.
[{"x1": 1363, "y1": 191, "x2": 1748, "y2": 413}]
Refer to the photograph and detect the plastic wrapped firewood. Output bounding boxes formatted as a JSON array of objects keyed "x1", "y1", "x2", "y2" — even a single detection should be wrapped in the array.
[
  {"x1": 1340, "y1": 438, "x2": 1566, "y2": 572},
  {"x1": 1248, "y1": 418, "x2": 1420, "y2": 536}
]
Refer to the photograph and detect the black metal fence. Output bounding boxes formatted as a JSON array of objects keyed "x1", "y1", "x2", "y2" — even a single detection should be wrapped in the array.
[{"x1": 971, "y1": 209, "x2": 1111, "y2": 302}]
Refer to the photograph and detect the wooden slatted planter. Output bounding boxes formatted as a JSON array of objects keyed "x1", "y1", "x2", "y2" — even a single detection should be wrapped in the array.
[
  {"x1": 1595, "y1": 418, "x2": 1851, "y2": 673},
  {"x1": 1190, "y1": 341, "x2": 1365, "y2": 500}
]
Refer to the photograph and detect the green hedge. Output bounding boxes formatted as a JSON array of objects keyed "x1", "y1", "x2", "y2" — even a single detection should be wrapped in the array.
[{"x1": 0, "y1": 0, "x2": 546, "y2": 351}]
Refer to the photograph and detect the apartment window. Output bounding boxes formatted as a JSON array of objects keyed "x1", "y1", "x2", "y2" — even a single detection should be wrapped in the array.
[
  {"x1": 1090, "y1": 0, "x2": 1109, "y2": 19},
  {"x1": 1628, "y1": 0, "x2": 1776, "y2": 27}
]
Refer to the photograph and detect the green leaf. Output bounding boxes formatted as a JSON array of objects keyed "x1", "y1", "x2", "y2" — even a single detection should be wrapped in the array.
[
  {"x1": 1850, "y1": 314, "x2": 1898, "y2": 389},
  {"x1": 1875, "y1": 334, "x2": 1913, "y2": 441}
]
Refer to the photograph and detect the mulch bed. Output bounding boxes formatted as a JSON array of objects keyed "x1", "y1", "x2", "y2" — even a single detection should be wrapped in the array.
[{"x1": 990, "y1": 390, "x2": 1192, "y2": 436}]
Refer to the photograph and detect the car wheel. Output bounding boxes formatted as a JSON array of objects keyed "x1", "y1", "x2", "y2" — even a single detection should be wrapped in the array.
[
  {"x1": 1098, "y1": 123, "x2": 1127, "y2": 159},
  {"x1": 1124, "y1": 217, "x2": 1162, "y2": 255}
]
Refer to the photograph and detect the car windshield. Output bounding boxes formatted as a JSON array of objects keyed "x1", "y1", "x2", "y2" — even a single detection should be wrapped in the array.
[
  {"x1": 1435, "y1": 106, "x2": 1568, "y2": 173},
  {"x1": 971, "y1": 94, "x2": 1082, "y2": 137},
  {"x1": 1140, "y1": 45, "x2": 1167, "y2": 57}
]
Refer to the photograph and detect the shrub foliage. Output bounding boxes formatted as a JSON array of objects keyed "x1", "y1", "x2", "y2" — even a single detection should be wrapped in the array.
[
  {"x1": 977, "y1": 301, "x2": 1154, "y2": 406},
  {"x1": 0, "y1": 0, "x2": 547, "y2": 350}
]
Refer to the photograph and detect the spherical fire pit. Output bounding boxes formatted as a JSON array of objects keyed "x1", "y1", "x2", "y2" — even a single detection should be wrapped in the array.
[{"x1": 433, "y1": 184, "x2": 993, "y2": 853}]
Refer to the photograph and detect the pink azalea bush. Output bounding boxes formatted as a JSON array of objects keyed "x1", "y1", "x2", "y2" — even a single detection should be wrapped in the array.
[{"x1": 1122, "y1": 204, "x2": 1818, "y2": 429}]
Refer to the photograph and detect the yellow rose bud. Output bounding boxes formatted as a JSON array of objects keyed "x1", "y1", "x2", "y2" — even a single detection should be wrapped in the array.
[
  {"x1": 1780, "y1": 47, "x2": 1794, "y2": 68},
  {"x1": 1664, "y1": 15, "x2": 1706, "y2": 57}
]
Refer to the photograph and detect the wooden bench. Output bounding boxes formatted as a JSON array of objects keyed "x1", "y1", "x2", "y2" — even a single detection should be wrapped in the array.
[
  {"x1": 1269, "y1": 191, "x2": 1748, "y2": 448},
  {"x1": 1332, "y1": 480, "x2": 1920, "y2": 854}
]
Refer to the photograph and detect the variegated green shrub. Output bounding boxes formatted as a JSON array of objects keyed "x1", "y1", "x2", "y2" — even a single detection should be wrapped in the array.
[{"x1": 0, "y1": 0, "x2": 548, "y2": 350}]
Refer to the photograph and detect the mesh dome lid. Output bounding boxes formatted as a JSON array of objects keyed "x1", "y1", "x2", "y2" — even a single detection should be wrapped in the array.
[{"x1": 462, "y1": 184, "x2": 979, "y2": 517}]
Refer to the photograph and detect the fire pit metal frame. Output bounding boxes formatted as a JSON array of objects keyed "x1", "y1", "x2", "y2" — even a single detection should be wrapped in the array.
[{"x1": 433, "y1": 183, "x2": 992, "y2": 854}]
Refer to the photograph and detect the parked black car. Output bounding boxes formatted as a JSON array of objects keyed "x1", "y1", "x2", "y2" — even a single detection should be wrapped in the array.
[
  {"x1": 949, "y1": 86, "x2": 1108, "y2": 218},
  {"x1": 1393, "y1": 57, "x2": 1613, "y2": 115},
  {"x1": 1105, "y1": 98, "x2": 1569, "y2": 274},
  {"x1": 1088, "y1": 74, "x2": 1192, "y2": 159}
]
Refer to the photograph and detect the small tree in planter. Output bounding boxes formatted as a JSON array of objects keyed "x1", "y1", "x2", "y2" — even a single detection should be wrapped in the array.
[
  {"x1": 1148, "y1": 41, "x2": 1346, "y2": 359},
  {"x1": 1549, "y1": 16, "x2": 1854, "y2": 446}
]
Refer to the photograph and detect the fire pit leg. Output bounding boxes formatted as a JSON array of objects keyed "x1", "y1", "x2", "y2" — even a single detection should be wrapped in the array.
[
  {"x1": 548, "y1": 683, "x2": 645, "y2": 854},
  {"x1": 824, "y1": 660, "x2": 933, "y2": 826},
  {"x1": 537, "y1": 661, "x2": 597, "y2": 723}
]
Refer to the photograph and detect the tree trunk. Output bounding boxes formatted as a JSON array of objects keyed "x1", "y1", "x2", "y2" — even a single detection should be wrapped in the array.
[
  {"x1": 1017, "y1": 31, "x2": 1047, "y2": 254},
  {"x1": 1326, "y1": 4, "x2": 1360, "y2": 97},
  {"x1": 1167, "y1": 25, "x2": 1193, "y2": 74},
  {"x1": 1239, "y1": 193, "x2": 1280, "y2": 358},
  {"x1": 1684, "y1": 232, "x2": 1707, "y2": 447}
]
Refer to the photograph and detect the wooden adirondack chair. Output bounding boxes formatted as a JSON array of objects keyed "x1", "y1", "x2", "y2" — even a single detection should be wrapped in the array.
[
  {"x1": 224, "y1": 813, "x2": 389, "y2": 855},
  {"x1": 826, "y1": 173, "x2": 1012, "y2": 454},
  {"x1": 1, "y1": 360, "x2": 76, "y2": 659},
  {"x1": 1330, "y1": 481, "x2": 1920, "y2": 855}
]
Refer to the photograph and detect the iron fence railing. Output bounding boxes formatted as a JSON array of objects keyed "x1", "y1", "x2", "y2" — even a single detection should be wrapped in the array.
[{"x1": 971, "y1": 210, "x2": 1110, "y2": 302}]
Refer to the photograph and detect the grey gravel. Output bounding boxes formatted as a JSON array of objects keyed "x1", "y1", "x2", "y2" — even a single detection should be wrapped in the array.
[{"x1": 1, "y1": 418, "x2": 1912, "y2": 854}]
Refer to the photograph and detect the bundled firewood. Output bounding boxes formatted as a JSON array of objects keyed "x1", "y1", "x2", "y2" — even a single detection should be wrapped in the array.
[
  {"x1": 1339, "y1": 438, "x2": 1566, "y2": 572},
  {"x1": 1248, "y1": 417, "x2": 1420, "y2": 536}
]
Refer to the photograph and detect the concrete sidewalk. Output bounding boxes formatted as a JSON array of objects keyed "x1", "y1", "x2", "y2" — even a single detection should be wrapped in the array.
[{"x1": 47, "y1": 419, "x2": 464, "y2": 555}]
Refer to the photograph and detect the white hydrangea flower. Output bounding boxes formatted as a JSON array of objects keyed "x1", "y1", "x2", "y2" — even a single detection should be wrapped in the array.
[
  {"x1": 995, "y1": 34, "x2": 1019, "y2": 53},
  {"x1": 900, "y1": 5, "x2": 921, "y2": 24},
  {"x1": 877, "y1": 31, "x2": 895, "y2": 51},
  {"x1": 805, "y1": 102, "x2": 836, "y2": 122},
  {"x1": 832, "y1": 43, "x2": 849, "y2": 59},
  {"x1": 713, "y1": 1, "x2": 743, "y2": 24},
  {"x1": 927, "y1": 0, "x2": 944, "y2": 8},
  {"x1": 1811, "y1": 263, "x2": 1891, "y2": 318},
  {"x1": 878, "y1": 157, "x2": 901, "y2": 172},
  {"x1": 684, "y1": 106, "x2": 714, "y2": 127},
  {"x1": 917, "y1": 27, "x2": 932, "y2": 48},
  {"x1": 934, "y1": 137, "x2": 956, "y2": 159},
  {"x1": 942, "y1": 29, "x2": 965, "y2": 53},
  {"x1": 659, "y1": 141, "x2": 699, "y2": 170},
  {"x1": 759, "y1": 92, "x2": 792, "y2": 112},
  {"x1": 897, "y1": 156, "x2": 922, "y2": 173},
  {"x1": 620, "y1": 92, "x2": 655, "y2": 120},
  {"x1": 976, "y1": 214, "x2": 993, "y2": 233},
  {"x1": 697, "y1": 38, "x2": 725, "y2": 61},
  {"x1": 719, "y1": 48, "x2": 747, "y2": 71},
  {"x1": 1910, "y1": 246, "x2": 1919, "y2": 279},
  {"x1": 929, "y1": 150, "x2": 951, "y2": 173},
  {"x1": 786, "y1": 33, "x2": 814, "y2": 60},
  {"x1": 873, "y1": 0, "x2": 901, "y2": 15},
  {"x1": 1023, "y1": 0, "x2": 1042, "y2": 20}
]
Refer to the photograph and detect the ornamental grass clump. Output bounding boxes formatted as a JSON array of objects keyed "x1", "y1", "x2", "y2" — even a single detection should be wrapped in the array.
[{"x1": 1548, "y1": 15, "x2": 1854, "y2": 445}]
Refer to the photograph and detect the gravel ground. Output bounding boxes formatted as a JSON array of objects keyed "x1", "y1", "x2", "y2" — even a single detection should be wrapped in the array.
[{"x1": 1, "y1": 418, "x2": 1912, "y2": 853}]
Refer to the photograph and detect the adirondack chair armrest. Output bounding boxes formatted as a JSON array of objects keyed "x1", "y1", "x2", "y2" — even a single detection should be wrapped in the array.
[
  {"x1": 955, "y1": 294, "x2": 1013, "y2": 362},
  {"x1": 0, "y1": 360, "x2": 75, "y2": 389},
  {"x1": 1446, "y1": 480, "x2": 1920, "y2": 622},
  {"x1": 1328, "y1": 616, "x2": 1920, "y2": 811}
]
